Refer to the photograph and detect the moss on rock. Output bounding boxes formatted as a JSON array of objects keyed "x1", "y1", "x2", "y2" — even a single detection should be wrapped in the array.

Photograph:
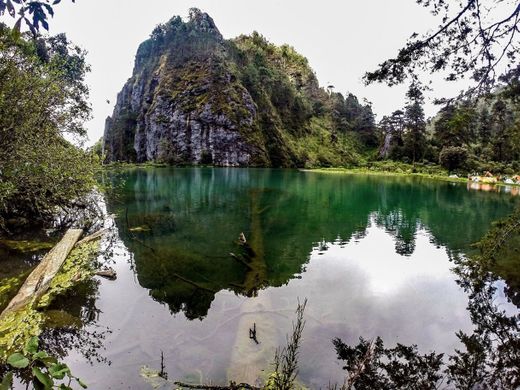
[{"x1": 0, "y1": 239, "x2": 54, "y2": 253}]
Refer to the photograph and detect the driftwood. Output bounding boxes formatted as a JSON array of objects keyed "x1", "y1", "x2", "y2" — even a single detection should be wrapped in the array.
[
  {"x1": 0, "y1": 229, "x2": 83, "y2": 317},
  {"x1": 95, "y1": 267, "x2": 117, "y2": 280},
  {"x1": 229, "y1": 253, "x2": 254, "y2": 270},
  {"x1": 0, "y1": 226, "x2": 109, "y2": 319},
  {"x1": 76, "y1": 227, "x2": 109, "y2": 246}
]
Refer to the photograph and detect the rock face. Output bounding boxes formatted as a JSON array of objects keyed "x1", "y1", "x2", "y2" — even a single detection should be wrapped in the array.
[
  {"x1": 103, "y1": 9, "x2": 262, "y2": 166},
  {"x1": 109, "y1": 70, "x2": 258, "y2": 166},
  {"x1": 103, "y1": 8, "x2": 368, "y2": 167}
]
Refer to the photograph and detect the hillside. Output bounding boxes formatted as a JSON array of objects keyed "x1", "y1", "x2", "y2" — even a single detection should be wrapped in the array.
[{"x1": 103, "y1": 9, "x2": 375, "y2": 167}]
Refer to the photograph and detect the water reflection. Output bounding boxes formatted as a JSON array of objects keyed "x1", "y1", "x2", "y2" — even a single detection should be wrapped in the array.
[
  {"x1": 331, "y1": 250, "x2": 520, "y2": 389},
  {"x1": 104, "y1": 168, "x2": 518, "y2": 319},
  {"x1": 40, "y1": 278, "x2": 111, "y2": 366},
  {"x1": 49, "y1": 167, "x2": 518, "y2": 388},
  {"x1": 467, "y1": 181, "x2": 520, "y2": 196}
]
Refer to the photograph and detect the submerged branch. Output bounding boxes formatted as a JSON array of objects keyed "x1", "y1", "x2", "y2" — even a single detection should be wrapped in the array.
[{"x1": 173, "y1": 381, "x2": 261, "y2": 390}]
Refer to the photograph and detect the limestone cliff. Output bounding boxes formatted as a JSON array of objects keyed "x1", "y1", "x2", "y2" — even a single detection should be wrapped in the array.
[{"x1": 103, "y1": 8, "x2": 370, "y2": 167}]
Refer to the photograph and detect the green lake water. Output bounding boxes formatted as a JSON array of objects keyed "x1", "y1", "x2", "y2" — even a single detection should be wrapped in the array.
[{"x1": 4, "y1": 168, "x2": 520, "y2": 388}]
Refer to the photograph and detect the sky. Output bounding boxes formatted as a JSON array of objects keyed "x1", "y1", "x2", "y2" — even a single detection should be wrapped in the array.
[{"x1": 44, "y1": 0, "x2": 468, "y2": 145}]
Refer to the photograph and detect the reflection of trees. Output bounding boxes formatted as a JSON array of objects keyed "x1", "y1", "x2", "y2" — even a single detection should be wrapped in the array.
[
  {"x1": 447, "y1": 254, "x2": 519, "y2": 389},
  {"x1": 104, "y1": 168, "x2": 518, "y2": 320},
  {"x1": 332, "y1": 217, "x2": 520, "y2": 389},
  {"x1": 39, "y1": 279, "x2": 111, "y2": 366},
  {"x1": 374, "y1": 210, "x2": 418, "y2": 256},
  {"x1": 487, "y1": 234, "x2": 520, "y2": 308},
  {"x1": 332, "y1": 337, "x2": 444, "y2": 389}
]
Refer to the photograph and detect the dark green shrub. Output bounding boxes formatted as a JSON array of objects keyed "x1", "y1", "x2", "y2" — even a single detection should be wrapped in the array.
[{"x1": 439, "y1": 146, "x2": 468, "y2": 171}]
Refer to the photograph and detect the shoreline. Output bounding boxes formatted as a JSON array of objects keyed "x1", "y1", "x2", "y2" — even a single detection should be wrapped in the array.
[
  {"x1": 101, "y1": 163, "x2": 520, "y2": 188},
  {"x1": 301, "y1": 167, "x2": 520, "y2": 188}
]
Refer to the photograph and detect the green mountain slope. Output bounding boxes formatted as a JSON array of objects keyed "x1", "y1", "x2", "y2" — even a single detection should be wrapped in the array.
[{"x1": 103, "y1": 9, "x2": 374, "y2": 167}]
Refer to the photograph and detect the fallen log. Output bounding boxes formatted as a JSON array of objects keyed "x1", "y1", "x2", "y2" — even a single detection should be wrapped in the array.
[
  {"x1": 0, "y1": 229, "x2": 83, "y2": 318},
  {"x1": 76, "y1": 227, "x2": 109, "y2": 246},
  {"x1": 229, "y1": 253, "x2": 254, "y2": 270}
]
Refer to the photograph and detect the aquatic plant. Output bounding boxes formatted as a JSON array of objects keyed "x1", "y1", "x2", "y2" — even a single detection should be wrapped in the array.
[
  {"x1": 268, "y1": 299, "x2": 307, "y2": 390},
  {"x1": 1, "y1": 336, "x2": 87, "y2": 389},
  {"x1": 141, "y1": 299, "x2": 308, "y2": 390}
]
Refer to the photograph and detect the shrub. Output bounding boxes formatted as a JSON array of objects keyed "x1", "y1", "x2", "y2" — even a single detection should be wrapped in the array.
[{"x1": 439, "y1": 146, "x2": 468, "y2": 171}]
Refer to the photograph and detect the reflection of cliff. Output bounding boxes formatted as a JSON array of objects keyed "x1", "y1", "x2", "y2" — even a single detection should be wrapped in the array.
[{"x1": 105, "y1": 168, "x2": 518, "y2": 319}]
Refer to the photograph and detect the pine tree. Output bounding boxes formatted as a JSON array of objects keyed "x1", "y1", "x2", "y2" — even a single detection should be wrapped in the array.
[
  {"x1": 491, "y1": 99, "x2": 513, "y2": 161},
  {"x1": 478, "y1": 107, "x2": 492, "y2": 146},
  {"x1": 403, "y1": 83, "x2": 426, "y2": 163}
]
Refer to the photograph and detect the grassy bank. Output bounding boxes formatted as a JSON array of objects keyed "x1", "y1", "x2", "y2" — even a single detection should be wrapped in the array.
[
  {"x1": 101, "y1": 161, "x2": 170, "y2": 170},
  {"x1": 303, "y1": 168, "x2": 468, "y2": 185},
  {"x1": 302, "y1": 161, "x2": 520, "y2": 188}
]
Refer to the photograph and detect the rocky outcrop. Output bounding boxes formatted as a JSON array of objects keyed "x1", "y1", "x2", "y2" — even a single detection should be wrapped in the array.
[
  {"x1": 103, "y1": 10, "x2": 264, "y2": 166},
  {"x1": 103, "y1": 8, "x2": 366, "y2": 167}
]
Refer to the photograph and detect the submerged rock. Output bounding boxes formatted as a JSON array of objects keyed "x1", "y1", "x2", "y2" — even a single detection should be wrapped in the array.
[{"x1": 0, "y1": 239, "x2": 54, "y2": 253}]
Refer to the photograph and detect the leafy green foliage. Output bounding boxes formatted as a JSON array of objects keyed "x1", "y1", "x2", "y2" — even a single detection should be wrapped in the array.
[
  {"x1": 0, "y1": 0, "x2": 75, "y2": 35},
  {"x1": 1, "y1": 336, "x2": 87, "y2": 389},
  {"x1": 367, "y1": 1, "x2": 520, "y2": 171},
  {"x1": 378, "y1": 74, "x2": 520, "y2": 175},
  {"x1": 270, "y1": 299, "x2": 306, "y2": 390},
  {"x1": 0, "y1": 372, "x2": 13, "y2": 390},
  {"x1": 431, "y1": 93, "x2": 520, "y2": 170},
  {"x1": 439, "y1": 146, "x2": 469, "y2": 171},
  {"x1": 231, "y1": 32, "x2": 376, "y2": 164},
  {"x1": 0, "y1": 24, "x2": 97, "y2": 229},
  {"x1": 378, "y1": 85, "x2": 428, "y2": 164},
  {"x1": 328, "y1": 92, "x2": 377, "y2": 147},
  {"x1": 402, "y1": 83, "x2": 427, "y2": 163},
  {"x1": 6, "y1": 353, "x2": 29, "y2": 369},
  {"x1": 364, "y1": 0, "x2": 520, "y2": 96},
  {"x1": 105, "y1": 12, "x2": 371, "y2": 167}
]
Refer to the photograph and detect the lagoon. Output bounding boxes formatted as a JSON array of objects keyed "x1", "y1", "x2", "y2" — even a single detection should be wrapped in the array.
[{"x1": 10, "y1": 168, "x2": 520, "y2": 388}]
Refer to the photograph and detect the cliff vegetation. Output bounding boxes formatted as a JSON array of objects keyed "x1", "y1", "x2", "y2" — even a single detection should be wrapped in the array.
[{"x1": 103, "y1": 9, "x2": 375, "y2": 167}]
